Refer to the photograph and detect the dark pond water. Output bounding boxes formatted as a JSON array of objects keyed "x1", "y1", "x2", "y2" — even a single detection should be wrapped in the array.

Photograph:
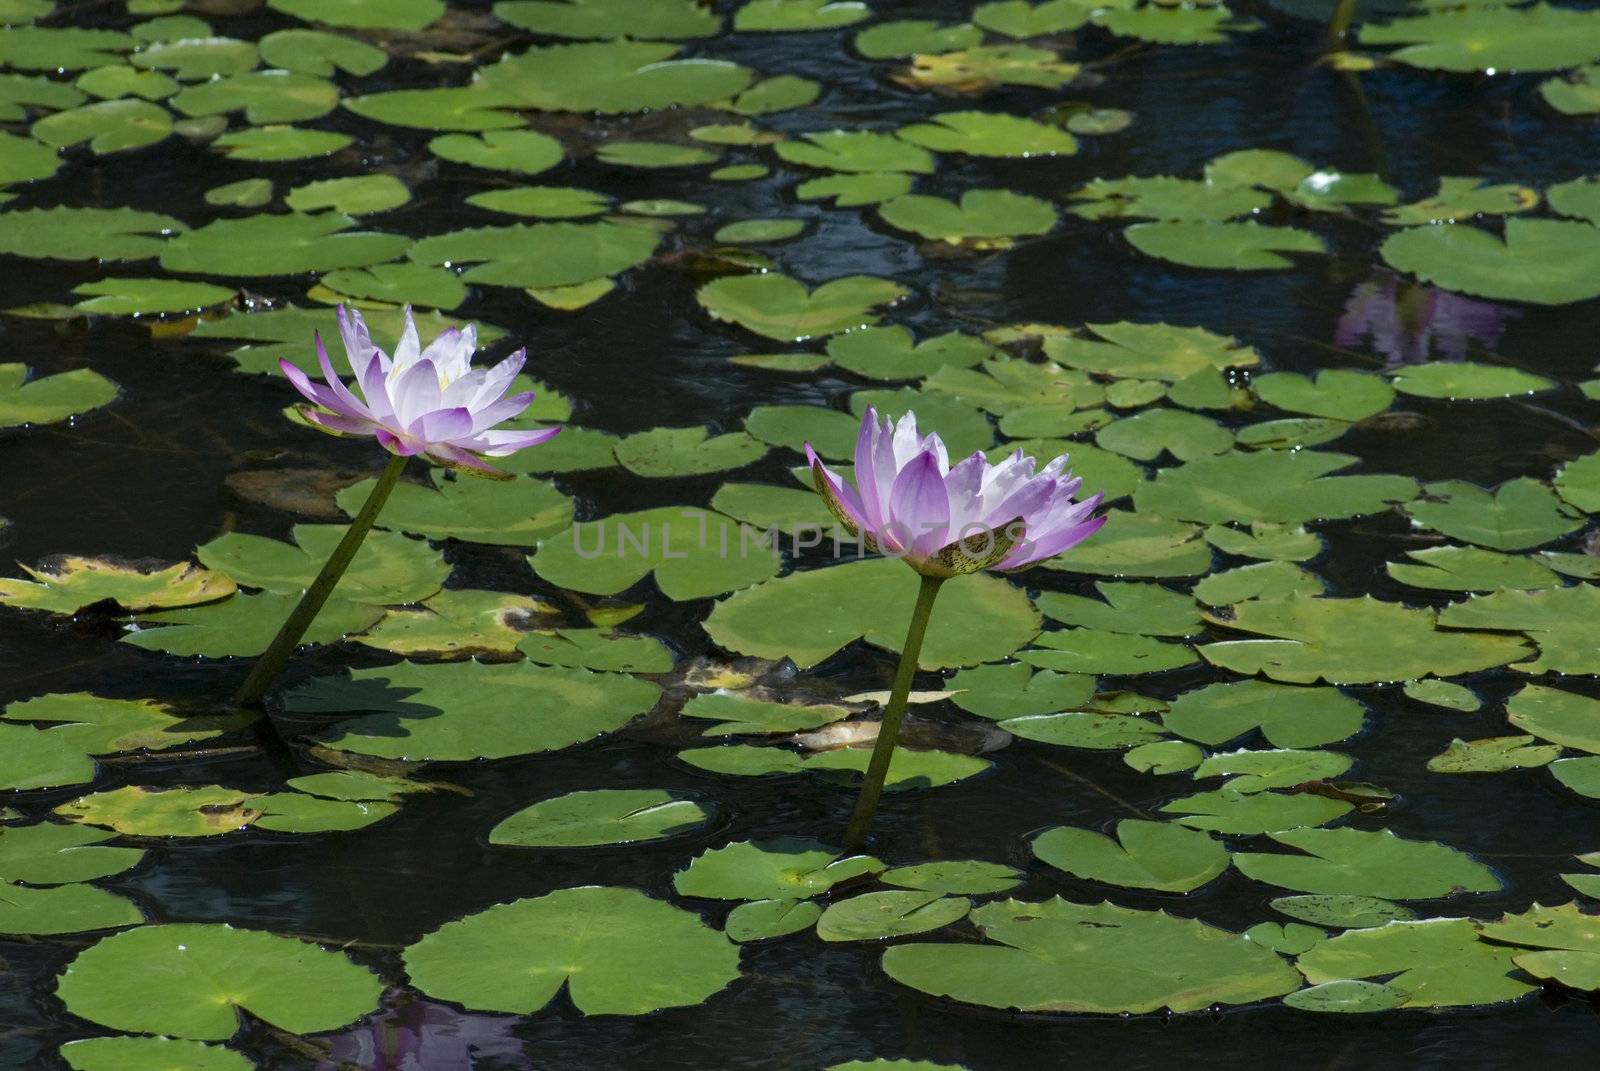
[{"x1": 7, "y1": 0, "x2": 1600, "y2": 1067}]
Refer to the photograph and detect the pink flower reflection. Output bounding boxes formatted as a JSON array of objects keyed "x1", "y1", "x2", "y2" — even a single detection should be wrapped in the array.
[
  {"x1": 316, "y1": 998, "x2": 527, "y2": 1071},
  {"x1": 1336, "y1": 275, "x2": 1517, "y2": 366}
]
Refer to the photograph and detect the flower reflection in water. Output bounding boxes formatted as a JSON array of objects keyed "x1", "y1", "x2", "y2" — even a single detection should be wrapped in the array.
[
  {"x1": 1336, "y1": 274, "x2": 1517, "y2": 366},
  {"x1": 316, "y1": 997, "x2": 527, "y2": 1071}
]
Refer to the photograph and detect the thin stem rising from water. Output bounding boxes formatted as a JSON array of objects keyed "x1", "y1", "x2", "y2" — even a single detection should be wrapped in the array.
[
  {"x1": 842, "y1": 573, "x2": 944, "y2": 852},
  {"x1": 230, "y1": 453, "x2": 408, "y2": 710}
]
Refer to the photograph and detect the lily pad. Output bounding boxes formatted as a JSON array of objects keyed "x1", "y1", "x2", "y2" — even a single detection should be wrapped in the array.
[
  {"x1": 1295, "y1": 918, "x2": 1533, "y2": 1008},
  {"x1": 1380, "y1": 219, "x2": 1600, "y2": 306},
  {"x1": 55, "y1": 785, "x2": 261, "y2": 837},
  {"x1": 675, "y1": 838, "x2": 881, "y2": 900},
  {"x1": 1251, "y1": 370, "x2": 1394, "y2": 422},
  {"x1": 1439, "y1": 586, "x2": 1600, "y2": 675},
  {"x1": 697, "y1": 273, "x2": 908, "y2": 342},
  {"x1": 352, "y1": 590, "x2": 555, "y2": 659},
  {"x1": 897, "y1": 110, "x2": 1076, "y2": 157},
  {"x1": 268, "y1": 0, "x2": 443, "y2": 30},
  {"x1": 1232, "y1": 828, "x2": 1501, "y2": 899},
  {"x1": 877, "y1": 190, "x2": 1056, "y2": 244},
  {"x1": 408, "y1": 221, "x2": 658, "y2": 290},
  {"x1": 494, "y1": 0, "x2": 719, "y2": 39},
  {"x1": 725, "y1": 899, "x2": 823, "y2": 942},
  {"x1": 0, "y1": 365, "x2": 120, "y2": 429},
  {"x1": 489, "y1": 789, "x2": 709, "y2": 847},
  {"x1": 882, "y1": 897, "x2": 1300, "y2": 1013},
  {"x1": 1040, "y1": 509, "x2": 1211, "y2": 578},
  {"x1": 1162, "y1": 680, "x2": 1365, "y2": 748},
  {"x1": 678, "y1": 743, "x2": 988, "y2": 788},
  {"x1": 160, "y1": 213, "x2": 410, "y2": 277},
  {"x1": 881, "y1": 860, "x2": 1024, "y2": 895},
  {"x1": 1358, "y1": 3, "x2": 1600, "y2": 73},
  {"x1": 0, "y1": 556, "x2": 231, "y2": 614},
  {"x1": 1125, "y1": 221, "x2": 1326, "y2": 270},
  {"x1": 735, "y1": 0, "x2": 868, "y2": 31},
  {"x1": 197, "y1": 524, "x2": 447, "y2": 604},
  {"x1": 1135, "y1": 450, "x2": 1416, "y2": 525},
  {"x1": 3, "y1": 692, "x2": 247, "y2": 753},
  {"x1": 1383, "y1": 177, "x2": 1539, "y2": 226},
  {"x1": 337, "y1": 472, "x2": 572, "y2": 547},
  {"x1": 1388, "y1": 361, "x2": 1555, "y2": 400},
  {"x1": 1387, "y1": 545, "x2": 1560, "y2": 592},
  {"x1": 0, "y1": 205, "x2": 183, "y2": 262},
  {"x1": 1162, "y1": 788, "x2": 1352, "y2": 835},
  {"x1": 31, "y1": 98, "x2": 171, "y2": 153},
  {"x1": 1032, "y1": 819, "x2": 1228, "y2": 892},
  {"x1": 816, "y1": 891, "x2": 970, "y2": 942},
  {"x1": 258, "y1": 28, "x2": 386, "y2": 76},
  {"x1": 615, "y1": 426, "x2": 768, "y2": 477},
  {"x1": 704, "y1": 558, "x2": 1040, "y2": 669},
  {"x1": 946, "y1": 663, "x2": 1094, "y2": 719},
  {"x1": 1427, "y1": 735, "x2": 1558, "y2": 774},
  {"x1": 57, "y1": 923, "x2": 383, "y2": 1040},
  {"x1": 59, "y1": 1037, "x2": 254, "y2": 1071}
]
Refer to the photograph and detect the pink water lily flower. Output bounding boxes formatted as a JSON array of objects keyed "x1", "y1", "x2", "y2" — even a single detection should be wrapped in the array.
[
  {"x1": 805, "y1": 407, "x2": 1105, "y2": 577},
  {"x1": 280, "y1": 305, "x2": 558, "y2": 478}
]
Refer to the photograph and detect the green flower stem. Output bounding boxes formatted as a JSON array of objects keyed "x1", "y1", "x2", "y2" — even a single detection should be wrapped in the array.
[
  {"x1": 1327, "y1": 0, "x2": 1358, "y2": 45},
  {"x1": 230, "y1": 453, "x2": 408, "y2": 710},
  {"x1": 842, "y1": 573, "x2": 945, "y2": 852}
]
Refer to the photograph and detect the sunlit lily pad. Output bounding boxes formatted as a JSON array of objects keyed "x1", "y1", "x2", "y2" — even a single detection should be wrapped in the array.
[
  {"x1": 1194, "y1": 561, "x2": 1323, "y2": 605},
  {"x1": 897, "y1": 110, "x2": 1076, "y2": 157},
  {"x1": 1161, "y1": 788, "x2": 1352, "y2": 835},
  {"x1": 817, "y1": 891, "x2": 970, "y2": 942},
  {"x1": 0, "y1": 723, "x2": 95, "y2": 791},
  {"x1": 490, "y1": 788, "x2": 709, "y2": 847},
  {"x1": 1295, "y1": 918, "x2": 1532, "y2": 1008},
  {"x1": 1271, "y1": 893, "x2": 1415, "y2": 929},
  {"x1": 31, "y1": 97, "x2": 171, "y2": 153},
  {"x1": 1039, "y1": 321, "x2": 1259, "y2": 381},
  {"x1": 725, "y1": 898, "x2": 823, "y2": 942},
  {"x1": 533, "y1": 506, "x2": 780, "y2": 601},
  {"x1": 674, "y1": 838, "x2": 882, "y2": 900},
  {"x1": 160, "y1": 212, "x2": 410, "y2": 277},
  {"x1": 1387, "y1": 361, "x2": 1555, "y2": 399},
  {"x1": 494, "y1": 0, "x2": 719, "y2": 39},
  {"x1": 855, "y1": 19, "x2": 983, "y2": 58},
  {"x1": 285, "y1": 174, "x2": 410, "y2": 216},
  {"x1": 1387, "y1": 545, "x2": 1560, "y2": 592},
  {"x1": 1383, "y1": 177, "x2": 1538, "y2": 227},
  {"x1": 1381, "y1": 219, "x2": 1600, "y2": 306},
  {"x1": 679, "y1": 742, "x2": 989, "y2": 787},
  {"x1": 198, "y1": 524, "x2": 446, "y2": 604},
  {"x1": 289, "y1": 661, "x2": 661, "y2": 762},
  {"x1": 1204, "y1": 523, "x2": 1322, "y2": 562},
  {"x1": 882, "y1": 897, "x2": 1301, "y2": 1013},
  {"x1": 1251, "y1": 370, "x2": 1393, "y2": 422},
  {"x1": 615, "y1": 426, "x2": 768, "y2": 477},
  {"x1": 57, "y1": 923, "x2": 383, "y2": 1039},
  {"x1": 1195, "y1": 747, "x2": 1351, "y2": 792},
  {"x1": 1439, "y1": 587, "x2": 1600, "y2": 675},
  {"x1": 797, "y1": 172, "x2": 915, "y2": 206},
  {"x1": 697, "y1": 272, "x2": 908, "y2": 342},
  {"x1": 1033, "y1": 819, "x2": 1228, "y2": 892},
  {"x1": 3, "y1": 692, "x2": 246, "y2": 753},
  {"x1": 894, "y1": 46, "x2": 1080, "y2": 94},
  {"x1": 432, "y1": 129, "x2": 564, "y2": 175},
  {"x1": 735, "y1": 0, "x2": 868, "y2": 31},
  {"x1": 0, "y1": 822, "x2": 143, "y2": 883},
  {"x1": 1202, "y1": 595, "x2": 1530, "y2": 684},
  {"x1": 877, "y1": 190, "x2": 1057, "y2": 244},
  {"x1": 1095, "y1": 408, "x2": 1232, "y2": 462},
  {"x1": 0, "y1": 555, "x2": 231, "y2": 614},
  {"x1": 475, "y1": 40, "x2": 752, "y2": 113},
  {"x1": 0, "y1": 205, "x2": 183, "y2": 261},
  {"x1": 409, "y1": 221, "x2": 658, "y2": 290},
  {"x1": 121, "y1": 588, "x2": 367, "y2": 657},
  {"x1": 0, "y1": 882, "x2": 141, "y2": 935},
  {"x1": 705, "y1": 558, "x2": 1040, "y2": 669},
  {"x1": 0, "y1": 364, "x2": 120, "y2": 428},
  {"x1": 1427, "y1": 735, "x2": 1558, "y2": 774},
  {"x1": 1021, "y1": 628, "x2": 1195, "y2": 674},
  {"x1": 56, "y1": 785, "x2": 259, "y2": 837},
  {"x1": 352, "y1": 590, "x2": 554, "y2": 659},
  {"x1": 683, "y1": 692, "x2": 847, "y2": 736},
  {"x1": 336, "y1": 471, "x2": 572, "y2": 547},
  {"x1": 59, "y1": 1037, "x2": 253, "y2": 1071},
  {"x1": 1162, "y1": 679, "x2": 1364, "y2": 749},
  {"x1": 268, "y1": 0, "x2": 443, "y2": 30},
  {"x1": 1041, "y1": 509, "x2": 1211, "y2": 578},
  {"x1": 192, "y1": 304, "x2": 500, "y2": 376},
  {"x1": 1359, "y1": 3, "x2": 1600, "y2": 73},
  {"x1": 1094, "y1": 3, "x2": 1255, "y2": 44},
  {"x1": 0, "y1": 26, "x2": 133, "y2": 71},
  {"x1": 1233, "y1": 828, "x2": 1501, "y2": 899},
  {"x1": 882, "y1": 860, "x2": 1024, "y2": 895},
  {"x1": 212, "y1": 124, "x2": 352, "y2": 161},
  {"x1": 1542, "y1": 66, "x2": 1600, "y2": 116},
  {"x1": 258, "y1": 28, "x2": 386, "y2": 77},
  {"x1": 1135, "y1": 450, "x2": 1416, "y2": 525},
  {"x1": 68, "y1": 278, "x2": 233, "y2": 316}
]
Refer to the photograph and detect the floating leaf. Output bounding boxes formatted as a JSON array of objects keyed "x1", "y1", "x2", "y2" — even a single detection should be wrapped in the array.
[
  {"x1": 1251, "y1": 370, "x2": 1393, "y2": 422},
  {"x1": 31, "y1": 98, "x2": 171, "y2": 153},
  {"x1": 881, "y1": 860, "x2": 1024, "y2": 895},
  {"x1": 1032, "y1": 819, "x2": 1228, "y2": 892},
  {"x1": 1542, "y1": 66, "x2": 1600, "y2": 116},
  {"x1": 679, "y1": 743, "x2": 988, "y2": 788},
  {"x1": 56, "y1": 785, "x2": 259, "y2": 836},
  {"x1": 1388, "y1": 360, "x2": 1554, "y2": 399},
  {"x1": 0, "y1": 883, "x2": 141, "y2": 936},
  {"x1": 1020, "y1": 628, "x2": 1195, "y2": 674},
  {"x1": 895, "y1": 46, "x2": 1080, "y2": 93},
  {"x1": 0, "y1": 205, "x2": 183, "y2": 261},
  {"x1": 725, "y1": 898, "x2": 823, "y2": 941},
  {"x1": 1204, "y1": 523, "x2": 1322, "y2": 562},
  {"x1": 131, "y1": 37, "x2": 258, "y2": 80},
  {"x1": 796, "y1": 172, "x2": 914, "y2": 206},
  {"x1": 533, "y1": 506, "x2": 780, "y2": 600},
  {"x1": 1271, "y1": 894, "x2": 1415, "y2": 929},
  {"x1": 817, "y1": 892, "x2": 970, "y2": 942},
  {"x1": 172, "y1": 70, "x2": 337, "y2": 123},
  {"x1": 288, "y1": 661, "x2": 661, "y2": 762},
  {"x1": 1427, "y1": 735, "x2": 1558, "y2": 774},
  {"x1": 1068, "y1": 175, "x2": 1270, "y2": 222},
  {"x1": 336, "y1": 472, "x2": 572, "y2": 547},
  {"x1": 475, "y1": 40, "x2": 752, "y2": 113},
  {"x1": 467, "y1": 186, "x2": 609, "y2": 218},
  {"x1": 1402, "y1": 679, "x2": 1481, "y2": 711},
  {"x1": 1000, "y1": 710, "x2": 1167, "y2": 750},
  {"x1": 0, "y1": 556, "x2": 231, "y2": 614},
  {"x1": 675, "y1": 838, "x2": 881, "y2": 900},
  {"x1": 946, "y1": 663, "x2": 1094, "y2": 720},
  {"x1": 285, "y1": 174, "x2": 410, "y2": 216},
  {"x1": 57, "y1": 924, "x2": 382, "y2": 1039},
  {"x1": 1095, "y1": 408, "x2": 1232, "y2": 462},
  {"x1": 198, "y1": 524, "x2": 446, "y2": 603},
  {"x1": 682, "y1": 692, "x2": 848, "y2": 736},
  {"x1": 0, "y1": 26, "x2": 132, "y2": 71},
  {"x1": 258, "y1": 28, "x2": 386, "y2": 76},
  {"x1": 1505, "y1": 685, "x2": 1600, "y2": 754},
  {"x1": 615, "y1": 426, "x2": 768, "y2": 477},
  {"x1": 0, "y1": 365, "x2": 120, "y2": 429},
  {"x1": 3, "y1": 692, "x2": 247, "y2": 753},
  {"x1": 517, "y1": 627, "x2": 673, "y2": 672},
  {"x1": 1035, "y1": 581, "x2": 1199, "y2": 637},
  {"x1": 1135, "y1": 450, "x2": 1416, "y2": 525},
  {"x1": 704, "y1": 558, "x2": 1040, "y2": 669},
  {"x1": 432, "y1": 129, "x2": 564, "y2": 175},
  {"x1": 59, "y1": 1037, "x2": 253, "y2": 1071},
  {"x1": 1093, "y1": 3, "x2": 1254, "y2": 44},
  {"x1": 0, "y1": 724, "x2": 95, "y2": 791},
  {"x1": 1403, "y1": 479, "x2": 1580, "y2": 551},
  {"x1": 1358, "y1": 3, "x2": 1600, "y2": 73},
  {"x1": 1194, "y1": 561, "x2": 1323, "y2": 605},
  {"x1": 1283, "y1": 979, "x2": 1409, "y2": 1014},
  {"x1": 1162, "y1": 680, "x2": 1364, "y2": 749},
  {"x1": 855, "y1": 19, "x2": 983, "y2": 58},
  {"x1": 735, "y1": 0, "x2": 868, "y2": 31},
  {"x1": 489, "y1": 789, "x2": 709, "y2": 847},
  {"x1": 882, "y1": 897, "x2": 1300, "y2": 1013},
  {"x1": 352, "y1": 589, "x2": 554, "y2": 659},
  {"x1": 494, "y1": 0, "x2": 719, "y2": 39},
  {"x1": 0, "y1": 822, "x2": 143, "y2": 884},
  {"x1": 1387, "y1": 545, "x2": 1560, "y2": 592},
  {"x1": 1040, "y1": 322, "x2": 1259, "y2": 382},
  {"x1": 897, "y1": 110, "x2": 1076, "y2": 157},
  {"x1": 1162, "y1": 788, "x2": 1352, "y2": 835},
  {"x1": 1295, "y1": 918, "x2": 1532, "y2": 1008},
  {"x1": 877, "y1": 190, "x2": 1056, "y2": 244},
  {"x1": 1194, "y1": 748, "x2": 1352, "y2": 793},
  {"x1": 1041, "y1": 509, "x2": 1211, "y2": 578},
  {"x1": 1233, "y1": 828, "x2": 1501, "y2": 899},
  {"x1": 212, "y1": 124, "x2": 352, "y2": 161},
  {"x1": 697, "y1": 272, "x2": 907, "y2": 342},
  {"x1": 1439, "y1": 587, "x2": 1600, "y2": 675},
  {"x1": 826, "y1": 326, "x2": 993, "y2": 381},
  {"x1": 408, "y1": 221, "x2": 658, "y2": 290},
  {"x1": 1380, "y1": 219, "x2": 1600, "y2": 306},
  {"x1": 68, "y1": 278, "x2": 233, "y2": 316},
  {"x1": 268, "y1": 0, "x2": 442, "y2": 30},
  {"x1": 1383, "y1": 177, "x2": 1539, "y2": 226},
  {"x1": 715, "y1": 218, "x2": 805, "y2": 244},
  {"x1": 160, "y1": 213, "x2": 409, "y2": 277},
  {"x1": 1125, "y1": 221, "x2": 1325, "y2": 270},
  {"x1": 1202, "y1": 595, "x2": 1529, "y2": 684}
]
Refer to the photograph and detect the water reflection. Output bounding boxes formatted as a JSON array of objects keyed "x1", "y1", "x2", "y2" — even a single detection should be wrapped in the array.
[
  {"x1": 1336, "y1": 274, "x2": 1517, "y2": 366},
  {"x1": 315, "y1": 997, "x2": 527, "y2": 1071}
]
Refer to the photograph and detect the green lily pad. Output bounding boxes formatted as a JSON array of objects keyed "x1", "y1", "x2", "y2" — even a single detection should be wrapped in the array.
[
  {"x1": 1135, "y1": 450, "x2": 1416, "y2": 525},
  {"x1": 432, "y1": 129, "x2": 565, "y2": 174},
  {"x1": 615, "y1": 426, "x2": 768, "y2": 477},
  {"x1": 1542, "y1": 66, "x2": 1600, "y2": 116},
  {"x1": 1383, "y1": 177, "x2": 1539, "y2": 226},
  {"x1": 489, "y1": 788, "x2": 709, "y2": 847},
  {"x1": 1402, "y1": 679, "x2": 1481, "y2": 711},
  {"x1": 730, "y1": 73, "x2": 819, "y2": 114},
  {"x1": 735, "y1": 0, "x2": 869, "y2": 31},
  {"x1": 881, "y1": 860, "x2": 1024, "y2": 895},
  {"x1": 0, "y1": 27, "x2": 132, "y2": 71},
  {"x1": 408, "y1": 221, "x2": 658, "y2": 290},
  {"x1": 198, "y1": 524, "x2": 447, "y2": 604},
  {"x1": 878, "y1": 189, "x2": 1057, "y2": 244},
  {"x1": 0, "y1": 556, "x2": 232, "y2": 614},
  {"x1": 597, "y1": 140, "x2": 718, "y2": 168},
  {"x1": 494, "y1": 0, "x2": 719, "y2": 39},
  {"x1": 212, "y1": 124, "x2": 352, "y2": 161},
  {"x1": 1359, "y1": 3, "x2": 1600, "y2": 73},
  {"x1": 775, "y1": 130, "x2": 934, "y2": 174},
  {"x1": 31, "y1": 98, "x2": 171, "y2": 153},
  {"x1": 1388, "y1": 545, "x2": 1560, "y2": 592},
  {"x1": 0, "y1": 205, "x2": 183, "y2": 261},
  {"x1": 855, "y1": 19, "x2": 983, "y2": 58},
  {"x1": 1194, "y1": 747, "x2": 1351, "y2": 792},
  {"x1": 285, "y1": 174, "x2": 410, "y2": 216},
  {"x1": 882, "y1": 897, "x2": 1301, "y2": 1013},
  {"x1": 678, "y1": 743, "x2": 988, "y2": 788},
  {"x1": 1162, "y1": 788, "x2": 1352, "y2": 835},
  {"x1": 468, "y1": 186, "x2": 609, "y2": 218},
  {"x1": 1125, "y1": 738, "x2": 1205, "y2": 774},
  {"x1": 1194, "y1": 561, "x2": 1324, "y2": 605},
  {"x1": 287, "y1": 661, "x2": 661, "y2": 762},
  {"x1": 1404, "y1": 479, "x2": 1581, "y2": 551},
  {"x1": 0, "y1": 130, "x2": 58, "y2": 185},
  {"x1": 1283, "y1": 979, "x2": 1410, "y2": 1014},
  {"x1": 1095, "y1": 408, "x2": 1232, "y2": 463},
  {"x1": 710, "y1": 482, "x2": 836, "y2": 533},
  {"x1": 131, "y1": 36, "x2": 257, "y2": 79},
  {"x1": 1203, "y1": 523, "x2": 1323, "y2": 562},
  {"x1": 974, "y1": 0, "x2": 1100, "y2": 36},
  {"x1": 946, "y1": 663, "x2": 1094, "y2": 720},
  {"x1": 192, "y1": 304, "x2": 502, "y2": 377},
  {"x1": 1032, "y1": 818, "x2": 1228, "y2": 892},
  {"x1": 817, "y1": 891, "x2": 970, "y2": 942},
  {"x1": 897, "y1": 110, "x2": 1076, "y2": 157},
  {"x1": 122, "y1": 592, "x2": 382, "y2": 657},
  {"x1": 405, "y1": 886, "x2": 740, "y2": 1015},
  {"x1": 517, "y1": 627, "x2": 672, "y2": 672},
  {"x1": 57, "y1": 923, "x2": 383, "y2": 1039},
  {"x1": 0, "y1": 724, "x2": 95, "y2": 791},
  {"x1": 1035, "y1": 581, "x2": 1200, "y2": 637},
  {"x1": 1271, "y1": 894, "x2": 1415, "y2": 929},
  {"x1": 675, "y1": 837, "x2": 881, "y2": 900},
  {"x1": 796, "y1": 172, "x2": 915, "y2": 206},
  {"x1": 1201, "y1": 595, "x2": 1530, "y2": 685},
  {"x1": 1020, "y1": 628, "x2": 1195, "y2": 674},
  {"x1": 0, "y1": 822, "x2": 143, "y2": 883},
  {"x1": 1427, "y1": 735, "x2": 1559, "y2": 773},
  {"x1": 1381, "y1": 219, "x2": 1600, "y2": 306},
  {"x1": 704, "y1": 558, "x2": 1040, "y2": 670},
  {"x1": 1000, "y1": 710, "x2": 1167, "y2": 750},
  {"x1": 316, "y1": 262, "x2": 467, "y2": 310},
  {"x1": 1251, "y1": 370, "x2": 1394, "y2": 422},
  {"x1": 336, "y1": 472, "x2": 572, "y2": 547},
  {"x1": 1439, "y1": 586, "x2": 1600, "y2": 675},
  {"x1": 1505, "y1": 685, "x2": 1600, "y2": 754},
  {"x1": 1068, "y1": 175, "x2": 1271, "y2": 222},
  {"x1": 1036, "y1": 321, "x2": 1260, "y2": 384},
  {"x1": 1388, "y1": 360, "x2": 1555, "y2": 400},
  {"x1": 1162, "y1": 680, "x2": 1364, "y2": 748},
  {"x1": 1125, "y1": 221, "x2": 1326, "y2": 270},
  {"x1": 475, "y1": 40, "x2": 752, "y2": 113},
  {"x1": 715, "y1": 219, "x2": 805, "y2": 244},
  {"x1": 258, "y1": 28, "x2": 386, "y2": 76},
  {"x1": 68, "y1": 278, "x2": 233, "y2": 316},
  {"x1": 349, "y1": 590, "x2": 549, "y2": 658},
  {"x1": 682, "y1": 692, "x2": 848, "y2": 736},
  {"x1": 533, "y1": 506, "x2": 780, "y2": 600},
  {"x1": 1093, "y1": 3, "x2": 1254, "y2": 44},
  {"x1": 59, "y1": 1037, "x2": 254, "y2": 1071},
  {"x1": 1233, "y1": 828, "x2": 1501, "y2": 899},
  {"x1": 0, "y1": 364, "x2": 120, "y2": 428},
  {"x1": 0, "y1": 883, "x2": 142, "y2": 936},
  {"x1": 268, "y1": 0, "x2": 443, "y2": 30},
  {"x1": 1040, "y1": 509, "x2": 1211, "y2": 578},
  {"x1": 172, "y1": 70, "x2": 337, "y2": 124},
  {"x1": 3, "y1": 692, "x2": 247, "y2": 753},
  {"x1": 697, "y1": 273, "x2": 907, "y2": 342},
  {"x1": 725, "y1": 898, "x2": 823, "y2": 942},
  {"x1": 160, "y1": 212, "x2": 409, "y2": 277},
  {"x1": 1295, "y1": 918, "x2": 1533, "y2": 1008}
]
